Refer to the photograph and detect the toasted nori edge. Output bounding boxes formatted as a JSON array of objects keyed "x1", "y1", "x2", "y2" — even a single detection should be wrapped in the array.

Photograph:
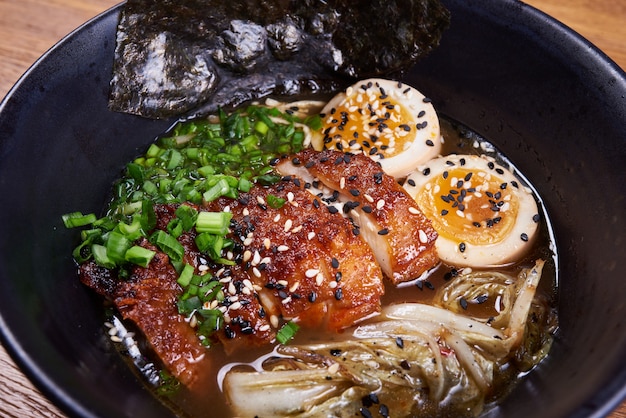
[{"x1": 108, "y1": 0, "x2": 450, "y2": 119}]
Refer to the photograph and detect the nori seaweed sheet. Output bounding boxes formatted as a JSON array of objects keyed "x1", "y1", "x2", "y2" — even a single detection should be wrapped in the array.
[{"x1": 108, "y1": 0, "x2": 450, "y2": 119}]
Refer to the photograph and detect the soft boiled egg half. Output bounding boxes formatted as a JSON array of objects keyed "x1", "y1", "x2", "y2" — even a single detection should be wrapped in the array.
[
  {"x1": 403, "y1": 154, "x2": 540, "y2": 267},
  {"x1": 313, "y1": 78, "x2": 442, "y2": 178}
]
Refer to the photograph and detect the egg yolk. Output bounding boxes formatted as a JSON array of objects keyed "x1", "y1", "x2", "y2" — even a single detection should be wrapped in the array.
[
  {"x1": 320, "y1": 88, "x2": 417, "y2": 159},
  {"x1": 414, "y1": 168, "x2": 519, "y2": 245}
]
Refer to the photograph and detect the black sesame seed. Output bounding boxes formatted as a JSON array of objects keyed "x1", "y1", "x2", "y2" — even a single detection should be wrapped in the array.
[
  {"x1": 460, "y1": 297, "x2": 468, "y2": 310},
  {"x1": 496, "y1": 168, "x2": 504, "y2": 175},
  {"x1": 533, "y1": 213, "x2": 541, "y2": 222},
  {"x1": 379, "y1": 404, "x2": 390, "y2": 418},
  {"x1": 349, "y1": 188, "x2": 360, "y2": 196},
  {"x1": 475, "y1": 294, "x2": 488, "y2": 304},
  {"x1": 423, "y1": 281, "x2": 434, "y2": 290},
  {"x1": 500, "y1": 182, "x2": 508, "y2": 189},
  {"x1": 422, "y1": 167, "x2": 431, "y2": 176},
  {"x1": 396, "y1": 336, "x2": 404, "y2": 349},
  {"x1": 292, "y1": 157, "x2": 301, "y2": 166},
  {"x1": 335, "y1": 271, "x2": 342, "y2": 282},
  {"x1": 487, "y1": 161, "x2": 495, "y2": 170},
  {"x1": 406, "y1": 178, "x2": 416, "y2": 187},
  {"x1": 417, "y1": 110, "x2": 426, "y2": 118},
  {"x1": 331, "y1": 257, "x2": 339, "y2": 268},
  {"x1": 423, "y1": 97, "x2": 432, "y2": 103},
  {"x1": 511, "y1": 181, "x2": 519, "y2": 188},
  {"x1": 224, "y1": 325, "x2": 236, "y2": 339},
  {"x1": 377, "y1": 228, "x2": 389, "y2": 235},
  {"x1": 259, "y1": 307, "x2": 266, "y2": 318},
  {"x1": 362, "y1": 205, "x2": 373, "y2": 213},
  {"x1": 330, "y1": 349, "x2": 342, "y2": 356},
  {"x1": 521, "y1": 233, "x2": 529, "y2": 242},
  {"x1": 465, "y1": 172, "x2": 473, "y2": 181},
  {"x1": 426, "y1": 139, "x2": 434, "y2": 146},
  {"x1": 278, "y1": 290, "x2": 288, "y2": 299},
  {"x1": 334, "y1": 288, "x2": 343, "y2": 300},
  {"x1": 441, "y1": 209, "x2": 449, "y2": 216},
  {"x1": 459, "y1": 242, "x2": 466, "y2": 252},
  {"x1": 327, "y1": 206, "x2": 339, "y2": 214},
  {"x1": 308, "y1": 291, "x2": 317, "y2": 303},
  {"x1": 360, "y1": 408, "x2": 373, "y2": 418},
  {"x1": 416, "y1": 281, "x2": 423, "y2": 290},
  {"x1": 443, "y1": 170, "x2": 449, "y2": 179}
]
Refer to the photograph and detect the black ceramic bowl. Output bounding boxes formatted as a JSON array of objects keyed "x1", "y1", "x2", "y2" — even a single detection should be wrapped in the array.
[{"x1": 1, "y1": 1, "x2": 624, "y2": 417}]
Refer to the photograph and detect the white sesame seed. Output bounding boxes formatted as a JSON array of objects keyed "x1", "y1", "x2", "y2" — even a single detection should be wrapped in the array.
[
  {"x1": 277, "y1": 280, "x2": 289, "y2": 286},
  {"x1": 252, "y1": 250, "x2": 261, "y2": 266},
  {"x1": 329, "y1": 281, "x2": 338, "y2": 289},
  {"x1": 418, "y1": 229, "x2": 428, "y2": 244},
  {"x1": 256, "y1": 196, "x2": 266, "y2": 205},
  {"x1": 241, "y1": 287, "x2": 251, "y2": 295},
  {"x1": 229, "y1": 302, "x2": 242, "y2": 311},
  {"x1": 259, "y1": 324, "x2": 270, "y2": 332},
  {"x1": 243, "y1": 208, "x2": 250, "y2": 216},
  {"x1": 198, "y1": 265, "x2": 209, "y2": 272},
  {"x1": 261, "y1": 256, "x2": 272, "y2": 265},
  {"x1": 291, "y1": 225, "x2": 303, "y2": 233},
  {"x1": 364, "y1": 193, "x2": 374, "y2": 203},
  {"x1": 281, "y1": 296, "x2": 292, "y2": 305},
  {"x1": 408, "y1": 207, "x2": 420, "y2": 215},
  {"x1": 270, "y1": 315, "x2": 279, "y2": 328},
  {"x1": 340, "y1": 177, "x2": 346, "y2": 189},
  {"x1": 307, "y1": 231, "x2": 316, "y2": 240},
  {"x1": 263, "y1": 238, "x2": 271, "y2": 249},
  {"x1": 243, "y1": 237, "x2": 253, "y2": 246},
  {"x1": 252, "y1": 267, "x2": 262, "y2": 278},
  {"x1": 219, "y1": 277, "x2": 232, "y2": 283},
  {"x1": 456, "y1": 210, "x2": 465, "y2": 218},
  {"x1": 243, "y1": 250, "x2": 252, "y2": 262},
  {"x1": 110, "y1": 335, "x2": 122, "y2": 343},
  {"x1": 284, "y1": 219, "x2": 293, "y2": 232},
  {"x1": 287, "y1": 192, "x2": 295, "y2": 202},
  {"x1": 273, "y1": 213, "x2": 281, "y2": 222},
  {"x1": 289, "y1": 282, "x2": 300, "y2": 293},
  {"x1": 328, "y1": 363, "x2": 340, "y2": 374},
  {"x1": 376, "y1": 199, "x2": 385, "y2": 210},
  {"x1": 189, "y1": 315, "x2": 198, "y2": 328},
  {"x1": 316, "y1": 273, "x2": 324, "y2": 286},
  {"x1": 228, "y1": 282, "x2": 237, "y2": 295},
  {"x1": 108, "y1": 327, "x2": 118, "y2": 336},
  {"x1": 277, "y1": 245, "x2": 289, "y2": 252},
  {"x1": 305, "y1": 268, "x2": 320, "y2": 278}
]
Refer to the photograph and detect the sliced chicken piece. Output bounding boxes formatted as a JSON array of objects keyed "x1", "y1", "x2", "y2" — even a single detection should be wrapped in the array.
[
  {"x1": 276, "y1": 149, "x2": 439, "y2": 284},
  {"x1": 81, "y1": 240, "x2": 210, "y2": 388},
  {"x1": 206, "y1": 180, "x2": 384, "y2": 332}
]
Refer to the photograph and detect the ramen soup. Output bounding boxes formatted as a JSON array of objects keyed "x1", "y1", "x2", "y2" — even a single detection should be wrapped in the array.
[{"x1": 66, "y1": 79, "x2": 558, "y2": 418}]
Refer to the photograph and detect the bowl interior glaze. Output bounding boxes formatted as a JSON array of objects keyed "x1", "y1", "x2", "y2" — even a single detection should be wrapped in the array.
[{"x1": 0, "y1": 1, "x2": 624, "y2": 417}]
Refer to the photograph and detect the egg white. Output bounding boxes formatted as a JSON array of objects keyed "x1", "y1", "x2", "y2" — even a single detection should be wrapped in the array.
[
  {"x1": 314, "y1": 78, "x2": 442, "y2": 178},
  {"x1": 403, "y1": 154, "x2": 540, "y2": 267}
]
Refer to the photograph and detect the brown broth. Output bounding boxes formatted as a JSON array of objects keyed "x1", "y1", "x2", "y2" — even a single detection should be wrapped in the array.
[{"x1": 109, "y1": 116, "x2": 558, "y2": 418}]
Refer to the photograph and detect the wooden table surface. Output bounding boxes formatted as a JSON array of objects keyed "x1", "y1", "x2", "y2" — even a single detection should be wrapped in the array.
[{"x1": 0, "y1": 0, "x2": 624, "y2": 417}]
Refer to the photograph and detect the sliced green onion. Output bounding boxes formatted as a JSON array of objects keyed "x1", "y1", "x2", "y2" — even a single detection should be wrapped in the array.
[
  {"x1": 62, "y1": 212, "x2": 97, "y2": 228},
  {"x1": 92, "y1": 244, "x2": 116, "y2": 269},
  {"x1": 150, "y1": 230, "x2": 184, "y2": 262},
  {"x1": 106, "y1": 230, "x2": 132, "y2": 264},
  {"x1": 177, "y1": 263, "x2": 195, "y2": 287},
  {"x1": 196, "y1": 211, "x2": 232, "y2": 235},
  {"x1": 276, "y1": 321, "x2": 300, "y2": 344},
  {"x1": 176, "y1": 205, "x2": 198, "y2": 231},
  {"x1": 125, "y1": 245, "x2": 156, "y2": 268},
  {"x1": 267, "y1": 194, "x2": 286, "y2": 209}
]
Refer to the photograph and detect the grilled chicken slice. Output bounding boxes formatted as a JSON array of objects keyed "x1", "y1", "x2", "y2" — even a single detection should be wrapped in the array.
[
  {"x1": 80, "y1": 239, "x2": 210, "y2": 388},
  {"x1": 206, "y1": 180, "x2": 385, "y2": 332},
  {"x1": 276, "y1": 149, "x2": 439, "y2": 284}
]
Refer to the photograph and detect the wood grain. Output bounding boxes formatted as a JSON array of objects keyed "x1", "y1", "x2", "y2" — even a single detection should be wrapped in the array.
[{"x1": 0, "y1": 1, "x2": 624, "y2": 417}]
